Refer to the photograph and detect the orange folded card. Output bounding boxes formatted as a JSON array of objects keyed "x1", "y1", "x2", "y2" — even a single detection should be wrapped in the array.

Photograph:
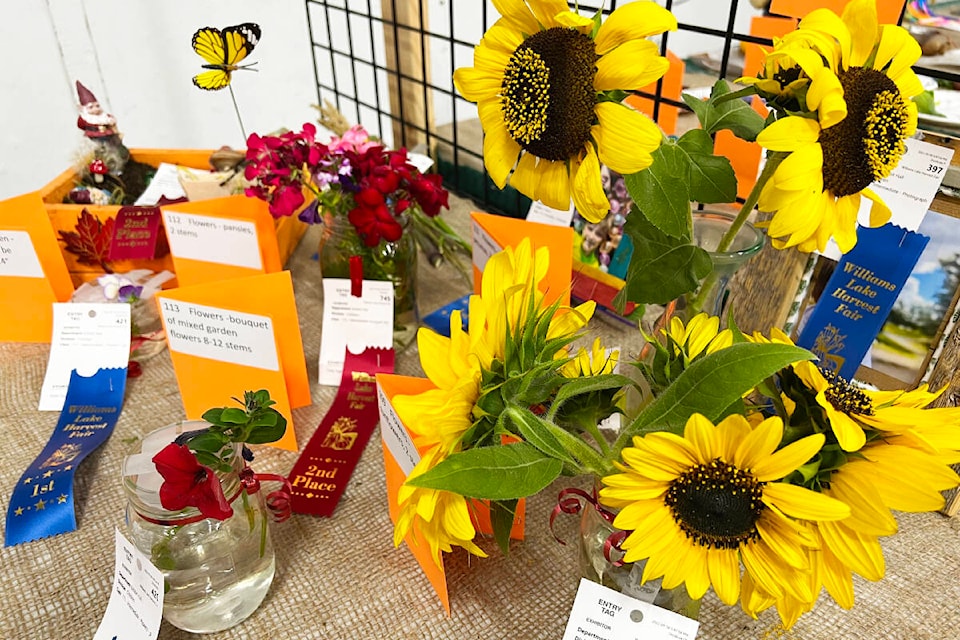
[
  {"x1": 161, "y1": 195, "x2": 284, "y2": 287},
  {"x1": 0, "y1": 192, "x2": 75, "y2": 342},
  {"x1": 377, "y1": 373, "x2": 525, "y2": 614},
  {"x1": 470, "y1": 211, "x2": 573, "y2": 308},
  {"x1": 156, "y1": 271, "x2": 310, "y2": 451}
]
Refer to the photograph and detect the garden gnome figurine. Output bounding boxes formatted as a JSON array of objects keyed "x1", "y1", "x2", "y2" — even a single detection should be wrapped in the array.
[{"x1": 76, "y1": 80, "x2": 130, "y2": 168}]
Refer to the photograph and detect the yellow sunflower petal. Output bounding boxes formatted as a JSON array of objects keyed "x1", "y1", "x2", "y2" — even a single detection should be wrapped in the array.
[
  {"x1": 875, "y1": 24, "x2": 921, "y2": 82},
  {"x1": 734, "y1": 415, "x2": 783, "y2": 470},
  {"x1": 570, "y1": 144, "x2": 610, "y2": 222},
  {"x1": 840, "y1": 0, "x2": 879, "y2": 68},
  {"x1": 818, "y1": 520, "x2": 885, "y2": 581},
  {"x1": 798, "y1": 9, "x2": 851, "y2": 68},
  {"x1": 806, "y1": 67, "x2": 846, "y2": 129},
  {"x1": 594, "y1": 1, "x2": 678, "y2": 55},
  {"x1": 831, "y1": 193, "x2": 861, "y2": 254},
  {"x1": 756, "y1": 116, "x2": 821, "y2": 152},
  {"x1": 593, "y1": 102, "x2": 661, "y2": 174},
  {"x1": 508, "y1": 151, "x2": 541, "y2": 201},
  {"x1": 820, "y1": 544, "x2": 855, "y2": 608},
  {"x1": 707, "y1": 548, "x2": 742, "y2": 605},
  {"x1": 683, "y1": 413, "x2": 718, "y2": 462},
  {"x1": 595, "y1": 40, "x2": 669, "y2": 91},
  {"x1": 491, "y1": 0, "x2": 539, "y2": 34},
  {"x1": 824, "y1": 402, "x2": 867, "y2": 452},
  {"x1": 478, "y1": 100, "x2": 520, "y2": 188},
  {"x1": 762, "y1": 482, "x2": 850, "y2": 521},
  {"x1": 534, "y1": 159, "x2": 571, "y2": 210},
  {"x1": 752, "y1": 433, "x2": 825, "y2": 482},
  {"x1": 861, "y1": 188, "x2": 892, "y2": 228}
]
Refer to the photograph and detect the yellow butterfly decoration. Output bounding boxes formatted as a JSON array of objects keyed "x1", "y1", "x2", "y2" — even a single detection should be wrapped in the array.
[{"x1": 191, "y1": 23, "x2": 261, "y2": 91}]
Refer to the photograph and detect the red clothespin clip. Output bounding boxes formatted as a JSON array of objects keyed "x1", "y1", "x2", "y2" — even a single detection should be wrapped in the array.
[{"x1": 349, "y1": 255, "x2": 363, "y2": 297}]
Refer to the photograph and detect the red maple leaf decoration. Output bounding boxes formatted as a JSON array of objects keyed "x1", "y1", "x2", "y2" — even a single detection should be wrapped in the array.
[{"x1": 58, "y1": 208, "x2": 116, "y2": 272}]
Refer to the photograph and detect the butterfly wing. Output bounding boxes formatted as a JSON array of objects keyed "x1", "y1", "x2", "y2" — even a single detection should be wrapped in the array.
[
  {"x1": 192, "y1": 27, "x2": 227, "y2": 66},
  {"x1": 221, "y1": 23, "x2": 260, "y2": 67},
  {"x1": 193, "y1": 69, "x2": 232, "y2": 91}
]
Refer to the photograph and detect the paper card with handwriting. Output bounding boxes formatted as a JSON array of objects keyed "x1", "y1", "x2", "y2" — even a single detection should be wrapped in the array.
[
  {"x1": 161, "y1": 195, "x2": 283, "y2": 287},
  {"x1": 470, "y1": 211, "x2": 573, "y2": 308},
  {"x1": 156, "y1": 271, "x2": 310, "y2": 451},
  {"x1": 377, "y1": 373, "x2": 525, "y2": 614},
  {"x1": 0, "y1": 192, "x2": 75, "y2": 342},
  {"x1": 562, "y1": 578, "x2": 699, "y2": 640}
]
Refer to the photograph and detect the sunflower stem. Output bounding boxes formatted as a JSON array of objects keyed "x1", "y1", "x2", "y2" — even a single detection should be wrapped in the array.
[{"x1": 687, "y1": 151, "x2": 789, "y2": 316}]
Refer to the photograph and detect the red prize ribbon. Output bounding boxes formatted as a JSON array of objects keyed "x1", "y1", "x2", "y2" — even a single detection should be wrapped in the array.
[{"x1": 288, "y1": 347, "x2": 395, "y2": 516}]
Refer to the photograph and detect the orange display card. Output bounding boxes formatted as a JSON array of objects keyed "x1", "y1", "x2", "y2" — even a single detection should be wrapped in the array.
[
  {"x1": 0, "y1": 192, "x2": 74, "y2": 342},
  {"x1": 161, "y1": 195, "x2": 284, "y2": 287},
  {"x1": 156, "y1": 271, "x2": 310, "y2": 451},
  {"x1": 377, "y1": 373, "x2": 525, "y2": 614},
  {"x1": 770, "y1": 0, "x2": 904, "y2": 23},
  {"x1": 627, "y1": 50, "x2": 684, "y2": 135},
  {"x1": 470, "y1": 211, "x2": 573, "y2": 308}
]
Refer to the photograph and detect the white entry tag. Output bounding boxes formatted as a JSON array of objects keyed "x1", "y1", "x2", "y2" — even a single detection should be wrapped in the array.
[
  {"x1": 562, "y1": 578, "x2": 700, "y2": 640},
  {"x1": 93, "y1": 528, "x2": 164, "y2": 640}
]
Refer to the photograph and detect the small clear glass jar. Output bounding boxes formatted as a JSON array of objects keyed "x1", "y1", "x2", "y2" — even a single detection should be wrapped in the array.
[{"x1": 121, "y1": 421, "x2": 276, "y2": 634}]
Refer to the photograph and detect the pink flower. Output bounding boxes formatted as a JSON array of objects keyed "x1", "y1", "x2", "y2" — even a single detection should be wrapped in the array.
[{"x1": 329, "y1": 125, "x2": 377, "y2": 154}]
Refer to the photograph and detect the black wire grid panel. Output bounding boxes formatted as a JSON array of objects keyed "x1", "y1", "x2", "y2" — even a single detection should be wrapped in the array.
[{"x1": 305, "y1": 0, "x2": 958, "y2": 217}]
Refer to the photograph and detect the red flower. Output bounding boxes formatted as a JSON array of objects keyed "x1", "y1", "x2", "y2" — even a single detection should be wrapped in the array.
[
  {"x1": 152, "y1": 443, "x2": 233, "y2": 520},
  {"x1": 349, "y1": 188, "x2": 403, "y2": 246}
]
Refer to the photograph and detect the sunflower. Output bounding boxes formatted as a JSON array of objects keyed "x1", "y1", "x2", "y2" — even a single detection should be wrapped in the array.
[
  {"x1": 738, "y1": 38, "x2": 845, "y2": 128},
  {"x1": 561, "y1": 337, "x2": 618, "y2": 378},
  {"x1": 792, "y1": 362, "x2": 960, "y2": 453},
  {"x1": 393, "y1": 444, "x2": 488, "y2": 566},
  {"x1": 663, "y1": 312, "x2": 733, "y2": 361},
  {"x1": 453, "y1": 0, "x2": 676, "y2": 221},
  {"x1": 754, "y1": 0, "x2": 922, "y2": 253},
  {"x1": 599, "y1": 413, "x2": 849, "y2": 608},
  {"x1": 481, "y1": 238, "x2": 596, "y2": 361}
]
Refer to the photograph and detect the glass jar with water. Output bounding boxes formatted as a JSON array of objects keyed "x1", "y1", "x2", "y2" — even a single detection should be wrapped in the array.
[{"x1": 121, "y1": 421, "x2": 276, "y2": 633}]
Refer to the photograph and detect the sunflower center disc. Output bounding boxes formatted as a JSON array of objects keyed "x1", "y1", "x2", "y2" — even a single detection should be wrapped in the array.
[
  {"x1": 819, "y1": 67, "x2": 910, "y2": 197},
  {"x1": 821, "y1": 367, "x2": 874, "y2": 415},
  {"x1": 664, "y1": 459, "x2": 764, "y2": 549},
  {"x1": 500, "y1": 27, "x2": 597, "y2": 161}
]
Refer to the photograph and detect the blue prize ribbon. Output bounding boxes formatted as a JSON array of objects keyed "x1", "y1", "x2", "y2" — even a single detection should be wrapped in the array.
[
  {"x1": 797, "y1": 225, "x2": 929, "y2": 381},
  {"x1": 422, "y1": 294, "x2": 471, "y2": 337},
  {"x1": 5, "y1": 368, "x2": 127, "y2": 546}
]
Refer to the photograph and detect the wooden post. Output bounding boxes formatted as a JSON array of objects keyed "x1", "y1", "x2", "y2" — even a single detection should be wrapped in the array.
[{"x1": 381, "y1": 0, "x2": 433, "y2": 150}]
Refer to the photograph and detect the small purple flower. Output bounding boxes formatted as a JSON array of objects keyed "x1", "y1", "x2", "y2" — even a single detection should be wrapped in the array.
[
  {"x1": 118, "y1": 284, "x2": 143, "y2": 303},
  {"x1": 298, "y1": 199, "x2": 322, "y2": 225}
]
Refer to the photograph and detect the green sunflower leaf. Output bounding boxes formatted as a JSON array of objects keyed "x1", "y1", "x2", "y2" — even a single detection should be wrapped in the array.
[
  {"x1": 614, "y1": 210, "x2": 712, "y2": 306},
  {"x1": 614, "y1": 343, "x2": 814, "y2": 455},
  {"x1": 689, "y1": 80, "x2": 766, "y2": 141},
  {"x1": 490, "y1": 499, "x2": 519, "y2": 555},
  {"x1": 624, "y1": 143, "x2": 691, "y2": 239},
  {"x1": 676, "y1": 130, "x2": 737, "y2": 204},
  {"x1": 405, "y1": 442, "x2": 563, "y2": 500}
]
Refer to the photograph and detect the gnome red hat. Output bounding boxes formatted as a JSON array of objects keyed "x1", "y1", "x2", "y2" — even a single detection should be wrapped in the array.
[{"x1": 76, "y1": 81, "x2": 98, "y2": 106}]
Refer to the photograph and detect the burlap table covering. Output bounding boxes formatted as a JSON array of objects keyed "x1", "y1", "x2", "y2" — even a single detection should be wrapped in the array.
[{"x1": 2, "y1": 194, "x2": 959, "y2": 639}]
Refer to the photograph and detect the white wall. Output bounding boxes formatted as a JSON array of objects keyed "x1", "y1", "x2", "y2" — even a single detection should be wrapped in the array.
[
  {"x1": 1, "y1": 0, "x2": 317, "y2": 200},
  {"x1": 1, "y1": 0, "x2": 755, "y2": 201}
]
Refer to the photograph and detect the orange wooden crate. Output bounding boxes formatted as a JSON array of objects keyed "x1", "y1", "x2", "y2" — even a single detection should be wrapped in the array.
[{"x1": 38, "y1": 149, "x2": 307, "y2": 288}]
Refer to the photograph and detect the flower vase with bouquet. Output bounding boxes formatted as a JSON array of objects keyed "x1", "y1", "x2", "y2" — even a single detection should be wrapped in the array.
[
  {"x1": 243, "y1": 119, "x2": 470, "y2": 349},
  {"x1": 383, "y1": 0, "x2": 960, "y2": 634}
]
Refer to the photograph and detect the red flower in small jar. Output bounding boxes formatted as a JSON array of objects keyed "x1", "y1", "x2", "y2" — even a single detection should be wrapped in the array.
[
  {"x1": 348, "y1": 187, "x2": 404, "y2": 246},
  {"x1": 152, "y1": 443, "x2": 234, "y2": 520}
]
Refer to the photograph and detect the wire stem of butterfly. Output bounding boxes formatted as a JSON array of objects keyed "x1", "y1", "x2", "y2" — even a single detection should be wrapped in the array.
[{"x1": 228, "y1": 85, "x2": 247, "y2": 140}]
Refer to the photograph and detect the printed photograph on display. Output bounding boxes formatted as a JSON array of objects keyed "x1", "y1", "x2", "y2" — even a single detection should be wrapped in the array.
[
  {"x1": 572, "y1": 166, "x2": 634, "y2": 279},
  {"x1": 869, "y1": 210, "x2": 960, "y2": 386},
  {"x1": 792, "y1": 211, "x2": 960, "y2": 388}
]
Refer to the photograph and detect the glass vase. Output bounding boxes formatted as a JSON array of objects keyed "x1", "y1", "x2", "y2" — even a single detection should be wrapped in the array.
[
  {"x1": 686, "y1": 210, "x2": 764, "y2": 318},
  {"x1": 121, "y1": 422, "x2": 276, "y2": 634},
  {"x1": 579, "y1": 500, "x2": 701, "y2": 620},
  {"x1": 317, "y1": 210, "x2": 419, "y2": 350}
]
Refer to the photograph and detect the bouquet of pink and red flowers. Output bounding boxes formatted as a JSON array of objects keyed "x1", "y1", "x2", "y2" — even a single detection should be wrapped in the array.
[{"x1": 244, "y1": 123, "x2": 451, "y2": 248}]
